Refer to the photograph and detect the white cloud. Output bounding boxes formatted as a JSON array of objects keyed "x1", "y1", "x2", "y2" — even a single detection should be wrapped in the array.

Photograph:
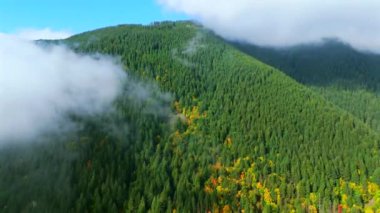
[
  {"x1": 0, "y1": 34, "x2": 126, "y2": 143},
  {"x1": 158, "y1": 0, "x2": 380, "y2": 52},
  {"x1": 4, "y1": 28, "x2": 73, "y2": 40}
]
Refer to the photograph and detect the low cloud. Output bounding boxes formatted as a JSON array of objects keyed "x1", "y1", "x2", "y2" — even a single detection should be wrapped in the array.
[
  {"x1": 158, "y1": 0, "x2": 380, "y2": 52},
  {"x1": 0, "y1": 35, "x2": 126, "y2": 143},
  {"x1": 2, "y1": 28, "x2": 72, "y2": 40}
]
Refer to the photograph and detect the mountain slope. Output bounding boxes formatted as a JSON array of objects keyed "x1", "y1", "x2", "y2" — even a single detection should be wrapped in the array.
[
  {"x1": 233, "y1": 39, "x2": 380, "y2": 90},
  {"x1": 66, "y1": 22, "x2": 380, "y2": 212},
  {"x1": 233, "y1": 40, "x2": 380, "y2": 133},
  {"x1": 1, "y1": 21, "x2": 379, "y2": 212}
]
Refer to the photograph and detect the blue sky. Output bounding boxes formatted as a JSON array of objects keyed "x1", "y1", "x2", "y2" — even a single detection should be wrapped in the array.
[{"x1": 0, "y1": 0, "x2": 188, "y2": 34}]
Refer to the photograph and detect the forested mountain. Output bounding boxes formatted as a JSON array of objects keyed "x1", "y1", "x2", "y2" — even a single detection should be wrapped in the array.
[
  {"x1": 1, "y1": 21, "x2": 380, "y2": 212},
  {"x1": 234, "y1": 40, "x2": 380, "y2": 133},
  {"x1": 233, "y1": 39, "x2": 380, "y2": 90}
]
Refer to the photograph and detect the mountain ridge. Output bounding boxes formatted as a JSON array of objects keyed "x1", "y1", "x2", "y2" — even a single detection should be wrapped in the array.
[
  {"x1": 233, "y1": 37, "x2": 380, "y2": 134},
  {"x1": 1, "y1": 21, "x2": 379, "y2": 212},
  {"x1": 65, "y1": 21, "x2": 380, "y2": 211}
]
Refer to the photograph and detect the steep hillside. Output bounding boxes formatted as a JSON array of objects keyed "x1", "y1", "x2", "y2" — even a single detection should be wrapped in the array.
[
  {"x1": 66, "y1": 22, "x2": 380, "y2": 212},
  {"x1": 1, "y1": 22, "x2": 379, "y2": 212},
  {"x1": 233, "y1": 39, "x2": 380, "y2": 90},
  {"x1": 234, "y1": 40, "x2": 380, "y2": 133}
]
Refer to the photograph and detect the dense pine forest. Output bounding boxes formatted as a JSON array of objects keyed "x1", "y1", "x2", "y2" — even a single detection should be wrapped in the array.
[
  {"x1": 234, "y1": 40, "x2": 380, "y2": 133},
  {"x1": 1, "y1": 21, "x2": 380, "y2": 212}
]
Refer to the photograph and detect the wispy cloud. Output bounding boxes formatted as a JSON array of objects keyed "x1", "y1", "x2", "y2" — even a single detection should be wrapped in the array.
[
  {"x1": 158, "y1": 0, "x2": 380, "y2": 52},
  {"x1": 1, "y1": 28, "x2": 73, "y2": 40},
  {"x1": 0, "y1": 34, "x2": 126, "y2": 143}
]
